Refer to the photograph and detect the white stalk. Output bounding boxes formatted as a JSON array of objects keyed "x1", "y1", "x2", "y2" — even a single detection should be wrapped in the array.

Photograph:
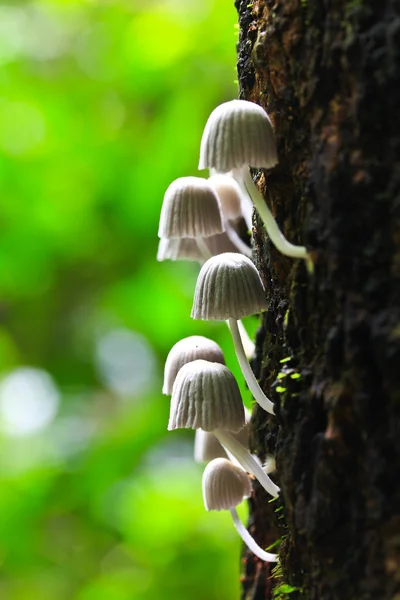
[
  {"x1": 225, "y1": 318, "x2": 254, "y2": 359},
  {"x1": 224, "y1": 221, "x2": 252, "y2": 258},
  {"x1": 214, "y1": 429, "x2": 280, "y2": 497},
  {"x1": 229, "y1": 318, "x2": 275, "y2": 415},
  {"x1": 234, "y1": 176, "x2": 253, "y2": 230},
  {"x1": 233, "y1": 320, "x2": 255, "y2": 358},
  {"x1": 240, "y1": 168, "x2": 308, "y2": 260},
  {"x1": 230, "y1": 507, "x2": 278, "y2": 562}
]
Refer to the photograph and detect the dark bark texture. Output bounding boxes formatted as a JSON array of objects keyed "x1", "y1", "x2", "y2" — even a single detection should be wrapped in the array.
[{"x1": 235, "y1": 1, "x2": 400, "y2": 599}]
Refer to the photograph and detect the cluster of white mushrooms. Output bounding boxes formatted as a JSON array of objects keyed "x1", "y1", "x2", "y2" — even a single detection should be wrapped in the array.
[{"x1": 157, "y1": 99, "x2": 309, "y2": 563}]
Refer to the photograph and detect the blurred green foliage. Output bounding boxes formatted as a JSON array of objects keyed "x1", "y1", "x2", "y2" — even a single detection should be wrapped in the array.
[{"x1": 0, "y1": 0, "x2": 258, "y2": 598}]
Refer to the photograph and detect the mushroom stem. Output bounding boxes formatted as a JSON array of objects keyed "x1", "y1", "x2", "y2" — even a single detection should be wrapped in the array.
[
  {"x1": 214, "y1": 429, "x2": 280, "y2": 497},
  {"x1": 235, "y1": 178, "x2": 253, "y2": 231},
  {"x1": 228, "y1": 318, "x2": 275, "y2": 415},
  {"x1": 236, "y1": 320, "x2": 255, "y2": 358},
  {"x1": 224, "y1": 221, "x2": 252, "y2": 258},
  {"x1": 239, "y1": 168, "x2": 308, "y2": 260},
  {"x1": 230, "y1": 507, "x2": 278, "y2": 562}
]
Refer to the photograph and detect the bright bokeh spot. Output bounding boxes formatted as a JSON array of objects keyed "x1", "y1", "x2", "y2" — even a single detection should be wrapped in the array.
[
  {"x1": 0, "y1": 367, "x2": 60, "y2": 436},
  {"x1": 95, "y1": 328, "x2": 158, "y2": 397}
]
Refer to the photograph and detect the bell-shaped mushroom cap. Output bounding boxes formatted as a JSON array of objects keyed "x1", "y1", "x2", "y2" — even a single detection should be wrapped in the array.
[
  {"x1": 199, "y1": 100, "x2": 278, "y2": 173},
  {"x1": 158, "y1": 176, "x2": 225, "y2": 239},
  {"x1": 202, "y1": 458, "x2": 252, "y2": 511},
  {"x1": 194, "y1": 429, "x2": 228, "y2": 463},
  {"x1": 191, "y1": 253, "x2": 268, "y2": 321},
  {"x1": 157, "y1": 237, "x2": 203, "y2": 262},
  {"x1": 208, "y1": 174, "x2": 243, "y2": 221},
  {"x1": 168, "y1": 359, "x2": 245, "y2": 433},
  {"x1": 163, "y1": 335, "x2": 225, "y2": 395}
]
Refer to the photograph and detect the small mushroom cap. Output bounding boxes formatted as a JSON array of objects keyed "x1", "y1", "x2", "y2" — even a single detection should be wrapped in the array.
[
  {"x1": 158, "y1": 176, "x2": 225, "y2": 239},
  {"x1": 168, "y1": 359, "x2": 245, "y2": 433},
  {"x1": 157, "y1": 237, "x2": 203, "y2": 262},
  {"x1": 202, "y1": 457, "x2": 252, "y2": 511},
  {"x1": 163, "y1": 335, "x2": 225, "y2": 395},
  {"x1": 199, "y1": 100, "x2": 278, "y2": 173},
  {"x1": 208, "y1": 174, "x2": 243, "y2": 221},
  {"x1": 191, "y1": 253, "x2": 268, "y2": 321}
]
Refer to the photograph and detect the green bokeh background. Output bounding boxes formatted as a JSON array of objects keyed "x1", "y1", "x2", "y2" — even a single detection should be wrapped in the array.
[{"x1": 0, "y1": 1, "x2": 258, "y2": 597}]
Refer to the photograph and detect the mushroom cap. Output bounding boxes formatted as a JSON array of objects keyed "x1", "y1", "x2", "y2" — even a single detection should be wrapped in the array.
[
  {"x1": 202, "y1": 457, "x2": 252, "y2": 511},
  {"x1": 163, "y1": 335, "x2": 225, "y2": 395},
  {"x1": 191, "y1": 252, "x2": 268, "y2": 321},
  {"x1": 199, "y1": 100, "x2": 278, "y2": 173},
  {"x1": 157, "y1": 237, "x2": 203, "y2": 262},
  {"x1": 158, "y1": 176, "x2": 225, "y2": 239},
  {"x1": 168, "y1": 359, "x2": 245, "y2": 433},
  {"x1": 208, "y1": 174, "x2": 243, "y2": 221}
]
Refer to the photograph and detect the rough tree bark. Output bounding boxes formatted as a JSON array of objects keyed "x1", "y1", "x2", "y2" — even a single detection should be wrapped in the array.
[{"x1": 235, "y1": 1, "x2": 400, "y2": 599}]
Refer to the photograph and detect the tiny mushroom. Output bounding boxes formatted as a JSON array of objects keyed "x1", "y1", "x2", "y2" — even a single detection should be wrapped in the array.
[
  {"x1": 199, "y1": 99, "x2": 308, "y2": 261},
  {"x1": 158, "y1": 176, "x2": 251, "y2": 260},
  {"x1": 203, "y1": 458, "x2": 278, "y2": 562},
  {"x1": 158, "y1": 176, "x2": 224, "y2": 260},
  {"x1": 168, "y1": 359, "x2": 279, "y2": 497},
  {"x1": 163, "y1": 335, "x2": 225, "y2": 395},
  {"x1": 191, "y1": 253, "x2": 275, "y2": 415}
]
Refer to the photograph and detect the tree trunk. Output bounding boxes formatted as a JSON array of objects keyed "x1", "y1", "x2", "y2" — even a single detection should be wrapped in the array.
[{"x1": 235, "y1": 1, "x2": 400, "y2": 598}]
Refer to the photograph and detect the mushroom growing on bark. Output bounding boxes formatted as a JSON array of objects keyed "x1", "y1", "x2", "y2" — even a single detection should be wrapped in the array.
[
  {"x1": 203, "y1": 458, "x2": 278, "y2": 562},
  {"x1": 163, "y1": 335, "x2": 225, "y2": 395},
  {"x1": 199, "y1": 100, "x2": 308, "y2": 261},
  {"x1": 158, "y1": 176, "x2": 252, "y2": 260},
  {"x1": 191, "y1": 253, "x2": 275, "y2": 415},
  {"x1": 158, "y1": 176, "x2": 224, "y2": 260},
  {"x1": 168, "y1": 359, "x2": 279, "y2": 497}
]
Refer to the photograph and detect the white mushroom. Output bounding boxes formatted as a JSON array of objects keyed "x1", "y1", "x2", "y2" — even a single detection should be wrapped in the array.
[
  {"x1": 158, "y1": 176, "x2": 253, "y2": 260},
  {"x1": 203, "y1": 458, "x2": 278, "y2": 562},
  {"x1": 168, "y1": 360, "x2": 279, "y2": 497},
  {"x1": 199, "y1": 100, "x2": 308, "y2": 261},
  {"x1": 163, "y1": 335, "x2": 225, "y2": 395},
  {"x1": 191, "y1": 253, "x2": 275, "y2": 415}
]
